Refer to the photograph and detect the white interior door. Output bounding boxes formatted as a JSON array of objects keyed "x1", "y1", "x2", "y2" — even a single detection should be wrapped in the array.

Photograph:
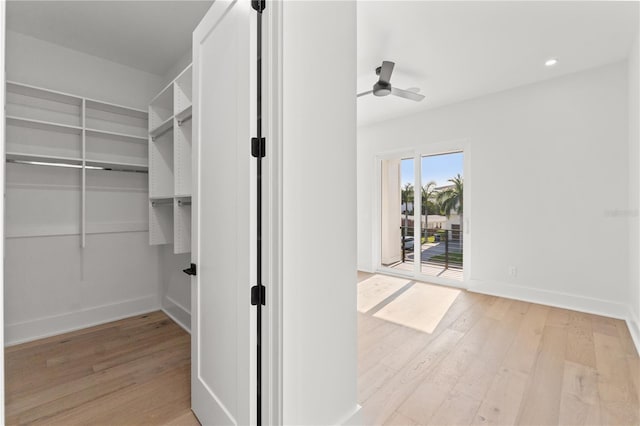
[{"x1": 191, "y1": 0, "x2": 253, "y2": 424}]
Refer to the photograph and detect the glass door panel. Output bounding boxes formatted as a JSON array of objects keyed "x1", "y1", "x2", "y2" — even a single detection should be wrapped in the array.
[{"x1": 420, "y1": 152, "x2": 464, "y2": 281}]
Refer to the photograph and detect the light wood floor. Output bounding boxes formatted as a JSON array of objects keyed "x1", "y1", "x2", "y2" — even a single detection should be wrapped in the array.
[
  {"x1": 358, "y1": 272, "x2": 640, "y2": 425},
  {"x1": 5, "y1": 311, "x2": 200, "y2": 425}
]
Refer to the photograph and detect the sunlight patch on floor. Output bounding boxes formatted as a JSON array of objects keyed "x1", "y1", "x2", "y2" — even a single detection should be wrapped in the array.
[
  {"x1": 357, "y1": 275, "x2": 411, "y2": 313},
  {"x1": 373, "y1": 281, "x2": 461, "y2": 333}
]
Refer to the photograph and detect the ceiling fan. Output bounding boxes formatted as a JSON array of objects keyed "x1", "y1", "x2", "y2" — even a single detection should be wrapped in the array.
[{"x1": 357, "y1": 61, "x2": 425, "y2": 102}]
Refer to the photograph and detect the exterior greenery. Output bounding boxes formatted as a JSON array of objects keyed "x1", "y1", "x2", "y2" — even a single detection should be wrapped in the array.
[
  {"x1": 430, "y1": 252, "x2": 463, "y2": 264},
  {"x1": 436, "y1": 174, "x2": 464, "y2": 233}
]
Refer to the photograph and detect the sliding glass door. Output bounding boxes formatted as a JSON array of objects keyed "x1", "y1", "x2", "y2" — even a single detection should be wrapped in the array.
[{"x1": 379, "y1": 149, "x2": 465, "y2": 284}]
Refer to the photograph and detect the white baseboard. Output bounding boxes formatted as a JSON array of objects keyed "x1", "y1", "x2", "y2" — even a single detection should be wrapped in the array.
[
  {"x1": 357, "y1": 261, "x2": 375, "y2": 273},
  {"x1": 337, "y1": 404, "x2": 362, "y2": 426},
  {"x1": 162, "y1": 296, "x2": 191, "y2": 334},
  {"x1": 5, "y1": 295, "x2": 159, "y2": 346},
  {"x1": 468, "y1": 279, "x2": 628, "y2": 320},
  {"x1": 627, "y1": 309, "x2": 640, "y2": 355}
]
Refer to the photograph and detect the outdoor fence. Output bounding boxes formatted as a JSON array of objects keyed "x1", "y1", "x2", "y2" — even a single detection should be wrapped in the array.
[{"x1": 400, "y1": 226, "x2": 463, "y2": 270}]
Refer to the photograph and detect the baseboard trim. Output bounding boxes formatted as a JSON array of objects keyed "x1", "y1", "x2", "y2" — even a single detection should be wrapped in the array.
[
  {"x1": 627, "y1": 309, "x2": 640, "y2": 355},
  {"x1": 357, "y1": 264, "x2": 376, "y2": 274},
  {"x1": 5, "y1": 295, "x2": 160, "y2": 346},
  {"x1": 337, "y1": 404, "x2": 362, "y2": 426},
  {"x1": 468, "y1": 279, "x2": 628, "y2": 320},
  {"x1": 162, "y1": 296, "x2": 191, "y2": 334}
]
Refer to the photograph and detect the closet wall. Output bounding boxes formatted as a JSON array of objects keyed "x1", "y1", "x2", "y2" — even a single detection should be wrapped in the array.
[
  {"x1": 7, "y1": 32, "x2": 162, "y2": 110},
  {"x1": 4, "y1": 30, "x2": 166, "y2": 345}
]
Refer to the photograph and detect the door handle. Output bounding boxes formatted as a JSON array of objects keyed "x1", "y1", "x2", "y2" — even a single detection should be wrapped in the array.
[{"x1": 183, "y1": 263, "x2": 197, "y2": 276}]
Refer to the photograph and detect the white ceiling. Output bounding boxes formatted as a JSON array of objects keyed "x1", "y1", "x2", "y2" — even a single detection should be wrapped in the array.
[
  {"x1": 6, "y1": 1, "x2": 638, "y2": 114},
  {"x1": 6, "y1": 1, "x2": 213, "y2": 76},
  {"x1": 358, "y1": 1, "x2": 639, "y2": 126}
]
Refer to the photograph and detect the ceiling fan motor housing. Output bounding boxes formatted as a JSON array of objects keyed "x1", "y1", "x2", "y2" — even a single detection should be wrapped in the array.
[{"x1": 373, "y1": 81, "x2": 391, "y2": 96}]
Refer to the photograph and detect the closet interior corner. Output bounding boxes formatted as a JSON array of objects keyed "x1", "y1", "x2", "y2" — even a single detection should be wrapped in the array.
[{"x1": 3, "y1": 0, "x2": 211, "y2": 396}]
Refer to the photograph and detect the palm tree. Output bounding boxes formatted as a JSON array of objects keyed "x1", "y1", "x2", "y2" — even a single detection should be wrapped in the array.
[
  {"x1": 437, "y1": 174, "x2": 463, "y2": 234},
  {"x1": 421, "y1": 179, "x2": 437, "y2": 215},
  {"x1": 401, "y1": 183, "x2": 414, "y2": 213},
  {"x1": 401, "y1": 182, "x2": 414, "y2": 232},
  {"x1": 400, "y1": 183, "x2": 414, "y2": 261}
]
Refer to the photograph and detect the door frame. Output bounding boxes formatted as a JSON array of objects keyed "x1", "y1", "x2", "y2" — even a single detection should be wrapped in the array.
[
  {"x1": 375, "y1": 139, "x2": 471, "y2": 290},
  {"x1": 190, "y1": 0, "x2": 283, "y2": 423},
  {"x1": 264, "y1": 1, "x2": 283, "y2": 424},
  {"x1": 0, "y1": 1, "x2": 6, "y2": 420}
]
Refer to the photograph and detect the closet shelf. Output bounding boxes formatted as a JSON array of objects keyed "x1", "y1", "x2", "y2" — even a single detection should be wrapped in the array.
[
  {"x1": 7, "y1": 81, "x2": 83, "y2": 106},
  {"x1": 85, "y1": 99, "x2": 148, "y2": 119},
  {"x1": 86, "y1": 128, "x2": 148, "y2": 144},
  {"x1": 6, "y1": 81, "x2": 150, "y2": 250},
  {"x1": 86, "y1": 159, "x2": 148, "y2": 172},
  {"x1": 7, "y1": 116, "x2": 83, "y2": 135},
  {"x1": 6, "y1": 152, "x2": 82, "y2": 166},
  {"x1": 149, "y1": 116, "x2": 174, "y2": 139},
  {"x1": 149, "y1": 63, "x2": 192, "y2": 249},
  {"x1": 175, "y1": 105, "x2": 192, "y2": 125}
]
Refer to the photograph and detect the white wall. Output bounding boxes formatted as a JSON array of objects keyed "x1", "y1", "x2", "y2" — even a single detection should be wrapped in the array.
[
  {"x1": 6, "y1": 31, "x2": 164, "y2": 109},
  {"x1": 282, "y1": 1, "x2": 360, "y2": 424},
  {"x1": 5, "y1": 232, "x2": 161, "y2": 344},
  {"x1": 161, "y1": 48, "x2": 193, "y2": 89},
  {"x1": 4, "y1": 31, "x2": 165, "y2": 345},
  {"x1": 628, "y1": 31, "x2": 640, "y2": 349},
  {"x1": 159, "y1": 247, "x2": 191, "y2": 332},
  {"x1": 358, "y1": 62, "x2": 630, "y2": 319}
]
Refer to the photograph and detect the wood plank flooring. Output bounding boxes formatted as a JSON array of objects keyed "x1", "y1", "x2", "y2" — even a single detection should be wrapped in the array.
[
  {"x1": 5, "y1": 311, "x2": 198, "y2": 425},
  {"x1": 357, "y1": 272, "x2": 640, "y2": 425},
  {"x1": 6, "y1": 277, "x2": 638, "y2": 425}
]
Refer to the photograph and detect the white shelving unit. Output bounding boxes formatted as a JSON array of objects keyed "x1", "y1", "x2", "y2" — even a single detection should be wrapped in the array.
[
  {"x1": 148, "y1": 64, "x2": 192, "y2": 253},
  {"x1": 5, "y1": 81, "x2": 149, "y2": 246}
]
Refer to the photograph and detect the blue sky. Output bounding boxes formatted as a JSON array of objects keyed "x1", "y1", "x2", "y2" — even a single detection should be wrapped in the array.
[{"x1": 401, "y1": 152, "x2": 463, "y2": 187}]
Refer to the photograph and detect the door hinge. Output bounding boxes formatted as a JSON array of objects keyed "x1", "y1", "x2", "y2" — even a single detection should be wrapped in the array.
[
  {"x1": 182, "y1": 263, "x2": 197, "y2": 276},
  {"x1": 251, "y1": 0, "x2": 265, "y2": 13},
  {"x1": 251, "y1": 285, "x2": 266, "y2": 305},
  {"x1": 251, "y1": 137, "x2": 266, "y2": 158}
]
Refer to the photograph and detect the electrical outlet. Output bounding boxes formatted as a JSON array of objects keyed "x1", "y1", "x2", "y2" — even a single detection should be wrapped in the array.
[{"x1": 508, "y1": 265, "x2": 518, "y2": 278}]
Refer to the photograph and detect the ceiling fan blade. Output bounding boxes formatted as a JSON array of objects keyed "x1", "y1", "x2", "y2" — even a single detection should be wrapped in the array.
[
  {"x1": 378, "y1": 61, "x2": 395, "y2": 83},
  {"x1": 391, "y1": 87, "x2": 425, "y2": 102},
  {"x1": 406, "y1": 87, "x2": 421, "y2": 93},
  {"x1": 357, "y1": 90, "x2": 373, "y2": 98}
]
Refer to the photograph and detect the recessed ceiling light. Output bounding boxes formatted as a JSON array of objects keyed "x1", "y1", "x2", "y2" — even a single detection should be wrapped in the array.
[{"x1": 545, "y1": 58, "x2": 558, "y2": 67}]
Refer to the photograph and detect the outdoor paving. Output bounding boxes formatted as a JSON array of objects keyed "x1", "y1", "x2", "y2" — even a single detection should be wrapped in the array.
[{"x1": 389, "y1": 241, "x2": 463, "y2": 281}]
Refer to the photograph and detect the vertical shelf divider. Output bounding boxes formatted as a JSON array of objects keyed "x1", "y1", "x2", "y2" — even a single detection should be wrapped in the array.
[{"x1": 81, "y1": 98, "x2": 86, "y2": 248}]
